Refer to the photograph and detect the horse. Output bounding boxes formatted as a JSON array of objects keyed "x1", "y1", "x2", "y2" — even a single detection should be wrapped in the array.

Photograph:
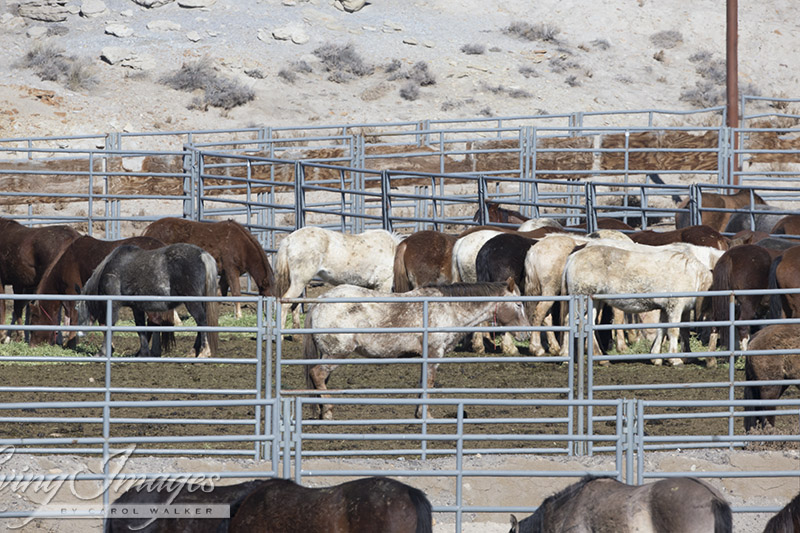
[
  {"x1": 630, "y1": 224, "x2": 729, "y2": 251},
  {"x1": 105, "y1": 479, "x2": 267, "y2": 533},
  {"x1": 275, "y1": 227, "x2": 402, "y2": 332},
  {"x1": 562, "y1": 244, "x2": 713, "y2": 365},
  {"x1": 28, "y1": 235, "x2": 167, "y2": 349},
  {"x1": 743, "y1": 323, "x2": 800, "y2": 432},
  {"x1": 303, "y1": 279, "x2": 529, "y2": 419},
  {"x1": 509, "y1": 475, "x2": 732, "y2": 533},
  {"x1": 475, "y1": 232, "x2": 538, "y2": 354},
  {"x1": 724, "y1": 204, "x2": 787, "y2": 235},
  {"x1": 771, "y1": 214, "x2": 800, "y2": 238},
  {"x1": 0, "y1": 217, "x2": 80, "y2": 341},
  {"x1": 768, "y1": 246, "x2": 800, "y2": 320},
  {"x1": 229, "y1": 477, "x2": 433, "y2": 533},
  {"x1": 392, "y1": 230, "x2": 458, "y2": 293},
  {"x1": 706, "y1": 245, "x2": 774, "y2": 359},
  {"x1": 77, "y1": 243, "x2": 219, "y2": 358},
  {"x1": 473, "y1": 201, "x2": 529, "y2": 226},
  {"x1": 762, "y1": 490, "x2": 800, "y2": 533},
  {"x1": 674, "y1": 188, "x2": 767, "y2": 232},
  {"x1": 142, "y1": 217, "x2": 276, "y2": 319}
]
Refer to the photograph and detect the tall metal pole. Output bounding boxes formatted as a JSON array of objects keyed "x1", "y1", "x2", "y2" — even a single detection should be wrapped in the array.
[{"x1": 727, "y1": 0, "x2": 740, "y2": 185}]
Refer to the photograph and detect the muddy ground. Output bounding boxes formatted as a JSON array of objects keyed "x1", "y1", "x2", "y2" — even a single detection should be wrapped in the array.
[{"x1": 1, "y1": 306, "x2": 798, "y2": 455}]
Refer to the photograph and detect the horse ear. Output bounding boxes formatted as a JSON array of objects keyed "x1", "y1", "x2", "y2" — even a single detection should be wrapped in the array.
[
  {"x1": 505, "y1": 277, "x2": 517, "y2": 293},
  {"x1": 509, "y1": 514, "x2": 519, "y2": 533}
]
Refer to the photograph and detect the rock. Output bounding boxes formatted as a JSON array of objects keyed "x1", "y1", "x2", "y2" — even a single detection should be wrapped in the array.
[
  {"x1": 147, "y1": 19, "x2": 181, "y2": 31},
  {"x1": 402, "y1": 37, "x2": 418, "y2": 46},
  {"x1": 0, "y1": 14, "x2": 26, "y2": 29},
  {"x1": 272, "y1": 25, "x2": 309, "y2": 44},
  {"x1": 17, "y1": 0, "x2": 69, "y2": 22},
  {"x1": 333, "y1": 0, "x2": 366, "y2": 12},
  {"x1": 105, "y1": 23, "x2": 133, "y2": 37},
  {"x1": 131, "y1": 0, "x2": 174, "y2": 7},
  {"x1": 177, "y1": 0, "x2": 216, "y2": 7},
  {"x1": 80, "y1": 0, "x2": 107, "y2": 17},
  {"x1": 186, "y1": 30, "x2": 202, "y2": 41},
  {"x1": 256, "y1": 28, "x2": 271, "y2": 43},
  {"x1": 100, "y1": 46, "x2": 135, "y2": 65},
  {"x1": 121, "y1": 54, "x2": 157, "y2": 70},
  {"x1": 26, "y1": 26, "x2": 49, "y2": 39}
]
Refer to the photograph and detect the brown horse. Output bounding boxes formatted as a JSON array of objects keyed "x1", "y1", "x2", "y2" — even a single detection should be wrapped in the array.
[
  {"x1": 706, "y1": 245, "x2": 774, "y2": 361},
  {"x1": 0, "y1": 217, "x2": 80, "y2": 341},
  {"x1": 393, "y1": 230, "x2": 457, "y2": 292},
  {"x1": 229, "y1": 477, "x2": 433, "y2": 533},
  {"x1": 630, "y1": 224, "x2": 729, "y2": 250},
  {"x1": 509, "y1": 475, "x2": 732, "y2": 533},
  {"x1": 29, "y1": 235, "x2": 166, "y2": 349},
  {"x1": 675, "y1": 189, "x2": 767, "y2": 232},
  {"x1": 768, "y1": 246, "x2": 800, "y2": 320},
  {"x1": 105, "y1": 479, "x2": 267, "y2": 533},
  {"x1": 762, "y1": 490, "x2": 800, "y2": 533},
  {"x1": 743, "y1": 323, "x2": 800, "y2": 432},
  {"x1": 473, "y1": 201, "x2": 529, "y2": 226},
  {"x1": 143, "y1": 217, "x2": 276, "y2": 318},
  {"x1": 771, "y1": 214, "x2": 800, "y2": 237}
]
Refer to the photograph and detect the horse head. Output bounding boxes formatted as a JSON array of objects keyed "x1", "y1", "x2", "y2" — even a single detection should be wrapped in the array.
[{"x1": 495, "y1": 277, "x2": 530, "y2": 341}]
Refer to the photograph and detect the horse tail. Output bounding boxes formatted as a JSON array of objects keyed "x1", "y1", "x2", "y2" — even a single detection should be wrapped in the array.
[
  {"x1": 393, "y1": 240, "x2": 412, "y2": 293},
  {"x1": 407, "y1": 485, "x2": 433, "y2": 533},
  {"x1": 712, "y1": 497, "x2": 733, "y2": 533},
  {"x1": 768, "y1": 255, "x2": 784, "y2": 320},
  {"x1": 275, "y1": 240, "x2": 291, "y2": 298},
  {"x1": 303, "y1": 313, "x2": 319, "y2": 389},
  {"x1": 201, "y1": 252, "x2": 219, "y2": 356},
  {"x1": 710, "y1": 258, "x2": 732, "y2": 346},
  {"x1": 159, "y1": 311, "x2": 176, "y2": 353}
]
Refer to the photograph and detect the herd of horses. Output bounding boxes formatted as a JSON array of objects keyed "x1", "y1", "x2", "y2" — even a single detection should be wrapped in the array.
[
  {"x1": 2, "y1": 187, "x2": 800, "y2": 426},
  {"x1": 2, "y1": 189, "x2": 800, "y2": 530},
  {"x1": 102, "y1": 472, "x2": 800, "y2": 533}
]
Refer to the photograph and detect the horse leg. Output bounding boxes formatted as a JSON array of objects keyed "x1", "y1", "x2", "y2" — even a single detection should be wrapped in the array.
[
  {"x1": 226, "y1": 271, "x2": 243, "y2": 320},
  {"x1": 184, "y1": 301, "x2": 211, "y2": 358},
  {"x1": 471, "y1": 330, "x2": 486, "y2": 354},
  {"x1": 529, "y1": 300, "x2": 554, "y2": 357},
  {"x1": 665, "y1": 306, "x2": 685, "y2": 367},
  {"x1": 307, "y1": 364, "x2": 334, "y2": 420},
  {"x1": 500, "y1": 332, "x2": 519, "y2": 355},
  {"x1": 612, "y1": 307, "x2": 627, "y2": 354},
  {"x1": 649, "y1": 310, "x2": 667, "y2": 366},
  {"x1": 415, "y1": 359, "x2": 439, "y2": 419},
  {"x1": 132, "y1": 309, "x2": 151, "y2": 358}
]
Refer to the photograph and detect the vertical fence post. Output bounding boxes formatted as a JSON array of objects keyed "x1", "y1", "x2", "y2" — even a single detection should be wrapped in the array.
[{"x1": 294, "y1": 162, "x2": 305, "y2": 230}]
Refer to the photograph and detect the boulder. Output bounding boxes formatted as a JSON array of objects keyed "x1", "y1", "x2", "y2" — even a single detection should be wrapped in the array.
[
  {"x1": 131, "y1": 0, "x2": 174, "y2": 7},
  {"x1": 80, "y1": 0, "x2": 107, "y2": 17},
  {"x1": 17, "y1": 0, "x2": 69, "y2": 22},
  {"x1": 177, "y1": 0, "x2": 216, "y2": 7},
  {"x1": 105, "y1": 23, "x2": 134, "y2": 37},
  {"x1": 146, "y1": 19, "x2": 181, "y2": 31}
]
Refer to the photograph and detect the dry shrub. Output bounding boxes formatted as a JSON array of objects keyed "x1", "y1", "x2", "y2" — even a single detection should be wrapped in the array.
[
  {"x1": 160, "y1": 58, "x2": 254, "y2": 110},
  {"x1": 313, "y1": 43, "x2": 374, "y2": 82},
  {"x1": 461, "y1": 43, "x2": 486, "y2": 55},
  {"x1": 649, "y1": 30, "x2": 683, "y2": 49},
  {"x1": 504, "y1": 22, "x2": 561, "y2": 43},
  {"x1": 17, "y1": 42, "x2": 97, "y2": 91}
]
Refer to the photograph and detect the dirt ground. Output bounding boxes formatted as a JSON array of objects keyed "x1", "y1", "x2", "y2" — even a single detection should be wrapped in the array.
[{"x1": 2, "y1": 309, "x2": 798, "y2": 453}]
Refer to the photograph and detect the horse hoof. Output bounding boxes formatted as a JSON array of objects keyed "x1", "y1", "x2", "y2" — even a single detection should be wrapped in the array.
[
  {"x1": 598, "y1": 360, "x2": 611, "y2": 367},
  {"x1": 653, "y1": 358, "x2": 663, "y2": 366},
  {"x1": 666, "y1": 358, "x2": 684, "y2": 366},
  {"x1": 705, "y1": 357, "x2": 717, "y2": 369},
  {"x1": 321, "y1": 411, "x2": 333, "y2": 421}
]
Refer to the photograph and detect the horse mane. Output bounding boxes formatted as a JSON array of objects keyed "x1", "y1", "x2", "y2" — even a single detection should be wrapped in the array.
[
  {"x1": 225, "y1": 219, "x2": 277, "y2": 296},
  {"x1": 428, "y1": 281, "x2": 508, "y2": 297},
  {"x1": 763, "y1": 491, "x2": 800, "y2": 533}
]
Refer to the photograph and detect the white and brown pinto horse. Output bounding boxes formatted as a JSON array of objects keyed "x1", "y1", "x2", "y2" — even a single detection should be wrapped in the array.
[
  {"x1": 275, "y1": 227, "x2": 403, "y2": 331},
  {"x1": 303, "y1": 279, "x2": 530, "y2": 419},
  {"x1": 562, "y1": 244, "x2": 714, "y2": 365}
]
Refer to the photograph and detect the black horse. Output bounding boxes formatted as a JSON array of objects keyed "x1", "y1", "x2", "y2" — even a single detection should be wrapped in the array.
[
  {"x1": 762, "y1": 490, "x2": 800, "y2": 533},
  {"x1": 509, "y1": 475, "x2": 732, "y2": 533},
  {"x1": 77, "y1": 243, "x2": 219, "y2": 358}
]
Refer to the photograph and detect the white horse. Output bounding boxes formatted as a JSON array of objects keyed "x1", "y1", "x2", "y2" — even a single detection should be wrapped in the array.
[
  {"x1": 303, "y1": 279, "x2": 530, "y2": 419},
  {"x1": 275, "y1": 227, "x2": 403, "y2": 331},
  {"x1": 517, "y1": 217, "x2": 563, "y2": 232},
  {"x1": 524, "y1": 232, "x2": 634, "y2": 357},
  {"x1": 561, "y1": 244, "x2": 713, "y2": 365},
  {"x1": 451, "y1": 229, "x2": 504, "y2": 283}
]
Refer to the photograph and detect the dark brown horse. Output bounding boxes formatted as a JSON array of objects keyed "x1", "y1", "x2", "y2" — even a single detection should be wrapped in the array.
[
  {"x1": 393, "y1": 230, "x2": 457, "y2": 292},
  {"x1": 743, "y1": 323, "x2": 800, "y2": 432},
  {"x1": 0, "y1": 217, "x2": 80, "y2": 341},
  {"x1": 675, "y1": 189, "x2": 767, "y2": 232},
  {"x1": 473, "y1": 201, "x2": 529, "y2": 226},
  {"x1": 630, "y1": 224, "x2": 729, "y2": 250},
  {"x1": 768, "y1": 246, "x2": 800, "y2": 320},
  {"x1": 706, "y1": 245, "x2": 774, "y2": 360},
  {"x1": 143, "y1": 217, "x2": 276, "y2": 318},
  {"x1": 509, "y1": 475, "x2": 732, "y2": 533},
  {"x1": 29, "y1": 235, "x2": 166, "y2": 349},
  {"x1": 762, "y1": 490, "x2": 800, "y2": 533},
  {"x1": 105, "y1": 479, "x2": 267, "y2": 533},
  {"x1": 229, "y1": 477, "x2": 433, "y2": 533}
]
